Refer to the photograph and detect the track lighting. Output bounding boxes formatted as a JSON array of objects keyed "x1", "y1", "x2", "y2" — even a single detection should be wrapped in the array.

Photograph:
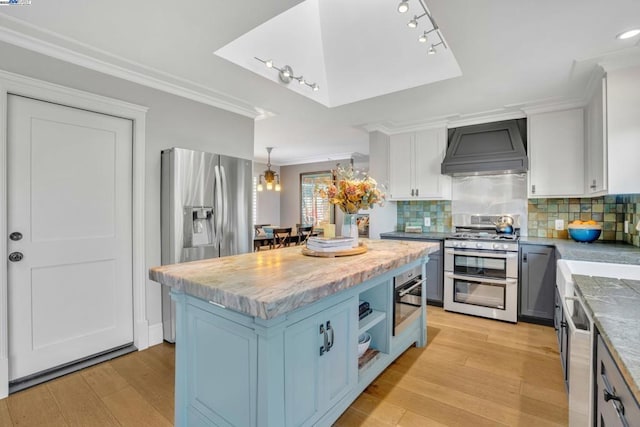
[
  {"x1": 397, "y1": 1, "x2": 448, "y2": 56},
  {"x1": 254, "y1": 57, "x2": 319, "y2": 92},
  {"x1": 397, "y1": 1, "x2": 409, "y2": 13}
]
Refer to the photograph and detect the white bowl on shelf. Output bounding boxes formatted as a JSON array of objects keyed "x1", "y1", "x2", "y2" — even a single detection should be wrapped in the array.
[{"x1": 357, "y1": 332, "x2": 371, "y2": 357}]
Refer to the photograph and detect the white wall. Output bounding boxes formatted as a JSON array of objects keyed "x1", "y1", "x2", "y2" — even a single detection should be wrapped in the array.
[
  {"x1": 0, "y1": 42, "x2": 254, "y2": 329},
  {"x1": 369, "y1": 131, "x2": 397, "y2": 238},
  {"x1": 253, "y1": 161, "x2": 281, "y2": 225},
  {"x1": 279, "y1": 159, "x2": 350, "y2": 228}
]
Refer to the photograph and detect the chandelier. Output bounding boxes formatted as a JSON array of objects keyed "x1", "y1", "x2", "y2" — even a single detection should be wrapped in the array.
[{"x1": 257, "y1": 147, "x2": 281, "y2": 192}]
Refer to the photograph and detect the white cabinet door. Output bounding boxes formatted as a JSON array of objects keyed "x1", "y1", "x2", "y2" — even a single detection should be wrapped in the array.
[
  {"x1": 7, "y1": 95, "x2": 134, "y2": 381},
  {"x1": 414, "y1": 128, "x2": 451, "y2": 199},
  {"x1": 528, "y1": 108, "x2": 585, "y2": 197},
  {"x1": 388, "y1": 133, "x2": 413, "y2": 199},
  {"x1": 585, "y1": 77, "x2": 607, "y2": 194}
]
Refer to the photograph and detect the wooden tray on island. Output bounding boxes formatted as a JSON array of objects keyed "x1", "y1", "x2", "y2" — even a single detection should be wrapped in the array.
[{"x1": 302, "y1": 243, "x2": 367, "y2": 258}]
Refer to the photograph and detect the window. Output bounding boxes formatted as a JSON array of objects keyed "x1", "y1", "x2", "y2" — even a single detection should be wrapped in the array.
[{"x1": 300, "y1": 171, "x2": 334, "y2": 227}]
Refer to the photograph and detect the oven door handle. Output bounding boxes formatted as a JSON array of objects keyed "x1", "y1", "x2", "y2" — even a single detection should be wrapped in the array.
[
  {"x1": 445, "y1": 249, "x2": 517, "y2": 259},
  {"x1": 398, "y1": 278, "x2": 426, "y2": 297},
  {"x1": 445, "y1": 272, "x2": 517, "y2": 286}
]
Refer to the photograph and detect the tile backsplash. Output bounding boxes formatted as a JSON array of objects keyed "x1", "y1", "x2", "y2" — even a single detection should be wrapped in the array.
[
  {"x1": 396, "y1": 200, "x2": 452, "y2": 232},
  {"x1": 394, "y1": 195, "x2": 640, "y2": 247},
  {"x1": 528, "y1": 195, "x2": 640, "y2": 246}
]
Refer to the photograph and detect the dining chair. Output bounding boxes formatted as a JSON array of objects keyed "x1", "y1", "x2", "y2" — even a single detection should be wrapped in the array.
[
  {"x1": 271, "y1": 227, "x2": 292, "y2": 249},
  {"x1": 296, "y1": 225, "x2": 314, "y2": 246}
]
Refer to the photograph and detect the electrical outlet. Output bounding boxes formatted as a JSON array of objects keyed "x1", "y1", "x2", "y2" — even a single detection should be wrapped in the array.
[
  {"x1": 625, "y1": 220, "x2": 629, "y2": 233},
  {"x1": 555, "y1": 219, "x2": 564, "y2": 230},
  {"x1": 424, "y1": 217, "x2": 431, "y2": 227}
]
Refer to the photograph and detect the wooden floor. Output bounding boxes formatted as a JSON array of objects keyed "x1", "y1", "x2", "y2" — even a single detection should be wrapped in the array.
[{"x1": 0, "y1": 307, "x2": 567, "y2": 426}]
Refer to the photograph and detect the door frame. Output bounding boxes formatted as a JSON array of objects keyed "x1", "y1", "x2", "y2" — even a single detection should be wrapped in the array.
[{"x1": 0, "y1": 70, "x2": 148, "y2": 398}]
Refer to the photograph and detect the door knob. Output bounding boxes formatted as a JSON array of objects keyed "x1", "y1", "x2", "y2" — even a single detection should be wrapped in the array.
[
  {"x1": 9, "y1": 232, "x2": 22, "y2": 241},
  {"x1": 9, "y1": 252, "x2": 23, "y2": 262}
]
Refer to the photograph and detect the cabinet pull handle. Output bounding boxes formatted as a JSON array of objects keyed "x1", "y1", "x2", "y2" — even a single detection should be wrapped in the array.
[
  {"x1": 415, "y1": 188, "x2": 419, "y2": 197},
  {"x1": 603, "y1": 389, "x2": 626, "y2": 416},
  {"x1": 522, "y1": 253, "x2": 528, "y2": 263},
  {"x1": 590, "y1": 179, "x2": 597, "y2": 189},
  {"x1": 319, "y1": 324, "x2": 326, "y2": 356},
  {"x1": 531, "y1": 184, "x2": 536, "y2": 194},
  {"x1": 326, "y1": 321, "x2": 334, "y2": 352},
  {"x1": 411, "y1": 189, "x2": 415, "y2": 197}
]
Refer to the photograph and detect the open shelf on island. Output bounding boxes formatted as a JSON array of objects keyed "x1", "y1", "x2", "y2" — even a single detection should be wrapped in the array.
[
  {"x1": 358, "y1": 348, "x2": 381, "y2": 372},
  {"x1": 358, "y1": 310, "x2": 386, "y2": 335}
]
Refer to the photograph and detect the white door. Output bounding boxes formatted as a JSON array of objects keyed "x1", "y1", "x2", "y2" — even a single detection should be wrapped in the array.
[
  {"x1": 7, "y1": 95, "x2": 134, "y2": 381},
  {"x1": 388, "y1": 133, "x2": 414, "y2": 200}
]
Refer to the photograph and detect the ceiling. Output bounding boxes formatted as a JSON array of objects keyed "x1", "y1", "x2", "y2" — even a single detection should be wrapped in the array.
[
  {"x1": 215, "y1": 0, "x2": 461, "y2": 108},
  {"x1": 0, "y1": 0, "x2": 639, "y2": 165}
]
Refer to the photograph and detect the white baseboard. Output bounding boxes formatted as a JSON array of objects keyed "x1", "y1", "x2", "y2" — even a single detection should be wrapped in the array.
[{"x1": 148, "y1": 323, "x2": 164, "y2": 347}]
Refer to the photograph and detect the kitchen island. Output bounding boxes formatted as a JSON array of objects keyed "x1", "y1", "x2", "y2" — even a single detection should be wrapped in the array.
[{"x1": 149, "y1": 239, "x2": 437, "y2": 427}]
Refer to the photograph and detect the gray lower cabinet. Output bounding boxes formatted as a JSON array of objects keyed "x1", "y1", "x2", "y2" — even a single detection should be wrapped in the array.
[
  {"x1": 519, "y1": 244, "x2": 556, "y2": 324},
  {"x1": 596, "y1": 334, "x2": 640, "y2": 426},
  {"x1": 380, "y1": 236, "x2": 443, "y2": 306}
]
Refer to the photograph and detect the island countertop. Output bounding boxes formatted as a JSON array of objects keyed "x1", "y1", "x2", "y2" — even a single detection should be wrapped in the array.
[{"x1": 149, "y1": 239, "x2": 437, "y2": 320}]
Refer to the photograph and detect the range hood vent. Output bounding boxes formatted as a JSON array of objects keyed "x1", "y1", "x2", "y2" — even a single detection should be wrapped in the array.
[{"x1": 441, "y1": 119, "x2": 528, "y2": 176}]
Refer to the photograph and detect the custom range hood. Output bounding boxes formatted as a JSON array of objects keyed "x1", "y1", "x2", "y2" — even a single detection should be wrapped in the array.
[{"x1": 441, "y1": 119, "x2": 528, "y2": 176}]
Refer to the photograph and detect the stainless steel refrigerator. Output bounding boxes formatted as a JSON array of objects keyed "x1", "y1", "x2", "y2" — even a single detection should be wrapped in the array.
[{"x1": 161, "y1": 147, "x2": 252, "y2": 342}]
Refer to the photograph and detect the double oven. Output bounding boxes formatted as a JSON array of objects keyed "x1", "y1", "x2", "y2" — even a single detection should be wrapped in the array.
[{"x1": 443, "y1": 238, "x2": 518, "y2": 323}]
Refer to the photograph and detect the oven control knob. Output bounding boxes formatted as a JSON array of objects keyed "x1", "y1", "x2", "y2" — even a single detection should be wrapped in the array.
[
  {"x1": 453, "y1": 242, "x2": 460, "y2": 247},
  {"x1": 476, "y1": 243, "x2": 482, "y2": 248},
  {"x1": 503, "y1": 244, "x2": 509, "y2": 250},
  {"x1": 492, "y1": 243, "x2": 500, "y2": 249},
  {"x1": 460, "y1": 242, "x2": 467, "y2": 247}
]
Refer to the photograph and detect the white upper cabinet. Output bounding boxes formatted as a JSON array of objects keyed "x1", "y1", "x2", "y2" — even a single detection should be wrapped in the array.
[
  {"x1": 388, "y1": 128, "x2": 451, "y2": 200},
  {"x1": 528, "y1": 108, "x2": 585, "y2": 198},
  {"x1": 604, "y1": 66, "x2": 640, "y2": 195},
  {"x1": 585, "y1": 77, "x2": 607, "y2": 195}
]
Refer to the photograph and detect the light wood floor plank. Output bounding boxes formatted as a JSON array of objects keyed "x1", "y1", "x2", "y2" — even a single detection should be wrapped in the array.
[
  {"x1": 101, "y1": 386, "x2": 172, "y2": 427},
  {"x1": 0, "y1": 399, "x2": 13, "y2": 427},
  {"x1": 46, "y1": 375, "x2": 119, "y2": 426},
  {"x1": 333, "y1": 407, "x2": 392, "y2": 427},
  {"x1": 397, "y1": 410, "x2": 449, "y2": 427},
  {"x1": 347, "y1": 392, "x2": 406, "y2": 425},
  {"x1": 6, "y1": 385, "x2": 67, "y2": 426},
  {"x1": 110, "y1": 350, "x2": 174, "y2": 422},
  {"x1": 81, "y1": 363, "x2": 129, "y2": 399}
]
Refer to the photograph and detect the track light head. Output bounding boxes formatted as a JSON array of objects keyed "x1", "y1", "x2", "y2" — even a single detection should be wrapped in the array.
[
  {"x1": 418, "y1": 32, "x2": 428, "y2": 43},
  {"x1": 312, "y1": 83, "x2": 319, "y2": 92},
  {"x1": 408, "y1": 16, "x2": 418, "y2": 28},
  {"x1": 265, "y1": 59, "x2": 273, "y2": 68},
  {"x1": 397, "y1": 1, "x2": 409, "y2": 13},
  {"x1": 428, "y1": 45, "x2": 436, "y2": 55}
]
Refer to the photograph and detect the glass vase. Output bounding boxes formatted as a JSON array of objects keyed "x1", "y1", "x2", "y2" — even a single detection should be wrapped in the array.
[{"x1": 342, "y1": 213, "x2": 359, "y2": 248}]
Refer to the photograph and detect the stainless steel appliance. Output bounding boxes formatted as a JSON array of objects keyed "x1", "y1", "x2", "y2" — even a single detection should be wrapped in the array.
[
  {"x1": 444, "y1": 215, "x2": 519, "y2": 323},
  {"x1": 393, "y1": 265, "x2": 425, "y2": 335},
  {"x1": 161, "y1": 147, "x2": 252, "y2": 342}
]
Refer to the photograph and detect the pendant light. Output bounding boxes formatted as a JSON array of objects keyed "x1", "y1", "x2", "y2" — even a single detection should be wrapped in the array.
[{"x1": 257, "y1": 147, "x2": 281, "y2": 192}]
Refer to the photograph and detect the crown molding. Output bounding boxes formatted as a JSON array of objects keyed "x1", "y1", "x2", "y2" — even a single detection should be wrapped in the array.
[
  {"x1": 0, "y1": 17, "x2": 265, "y2": 119},
  {"x1": 276, "y1": 153, "x2": 352, "y2": 167}
]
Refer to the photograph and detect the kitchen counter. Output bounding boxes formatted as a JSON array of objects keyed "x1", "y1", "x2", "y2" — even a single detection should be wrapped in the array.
[
  {"x1": 573, "y1": 274, "x2": 640, "y2": 403},
  {"x1": 380, "y1": 231, "x2": 452, "y2": 240},
  {"x1": 520, "y1": 236, "x2": 640, "y2": 265},
  {"x1": 149, "y1": 238, "x2": 437, "y2": 320}
]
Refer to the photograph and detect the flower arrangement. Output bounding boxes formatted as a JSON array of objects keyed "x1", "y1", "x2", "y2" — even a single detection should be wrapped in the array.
[{"x1": 321, "y1": 166, "x2": 386, "y2": 214}]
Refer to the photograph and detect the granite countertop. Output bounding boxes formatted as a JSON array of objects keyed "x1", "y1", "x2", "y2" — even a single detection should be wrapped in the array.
[
  {"x1": 572, "y1": 274, "x2": 640, "y2": 403},
  {"x1": 149, "y1": 239, "x2": 437, "y2": 320},
  {"x1": 520, "y1": 236, "x2": 640, "y2": 265},
  {"x1": 380, "y1": 231, "x2": 452, "y2": 241}
]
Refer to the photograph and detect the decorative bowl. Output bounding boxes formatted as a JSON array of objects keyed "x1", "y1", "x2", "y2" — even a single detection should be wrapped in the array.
[
  {"x1": 568, "y1": 227, "x2": 602, "y2": 243},
  {"x1": 357, "y1": 332, "x2": 371, "y2": 357}
]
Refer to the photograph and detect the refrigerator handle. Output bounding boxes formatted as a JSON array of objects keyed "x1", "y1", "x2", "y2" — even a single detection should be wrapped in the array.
[
  {"x1": 214, "y1": 165, "x2": 223, "y2": 246},
  {"x1": 220, "y1": 165, "x2": 229, "y2": 234}
]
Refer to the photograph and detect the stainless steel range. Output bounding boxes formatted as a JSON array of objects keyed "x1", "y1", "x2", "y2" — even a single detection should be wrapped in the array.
[{"x1": 444, "y1": 215, "x2": 520, "y2": 323}]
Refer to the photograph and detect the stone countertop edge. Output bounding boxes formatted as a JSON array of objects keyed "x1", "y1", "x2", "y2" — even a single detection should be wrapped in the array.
[
  {"x1": 149, "y1": 239, "x2": 437, "y2": 320},
  {"x1": 520, "y1": 237, "x2": 640, "y2": 265},
  {"x1": 572, "y1": 274, "x2": 640, "y2": 404}
]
